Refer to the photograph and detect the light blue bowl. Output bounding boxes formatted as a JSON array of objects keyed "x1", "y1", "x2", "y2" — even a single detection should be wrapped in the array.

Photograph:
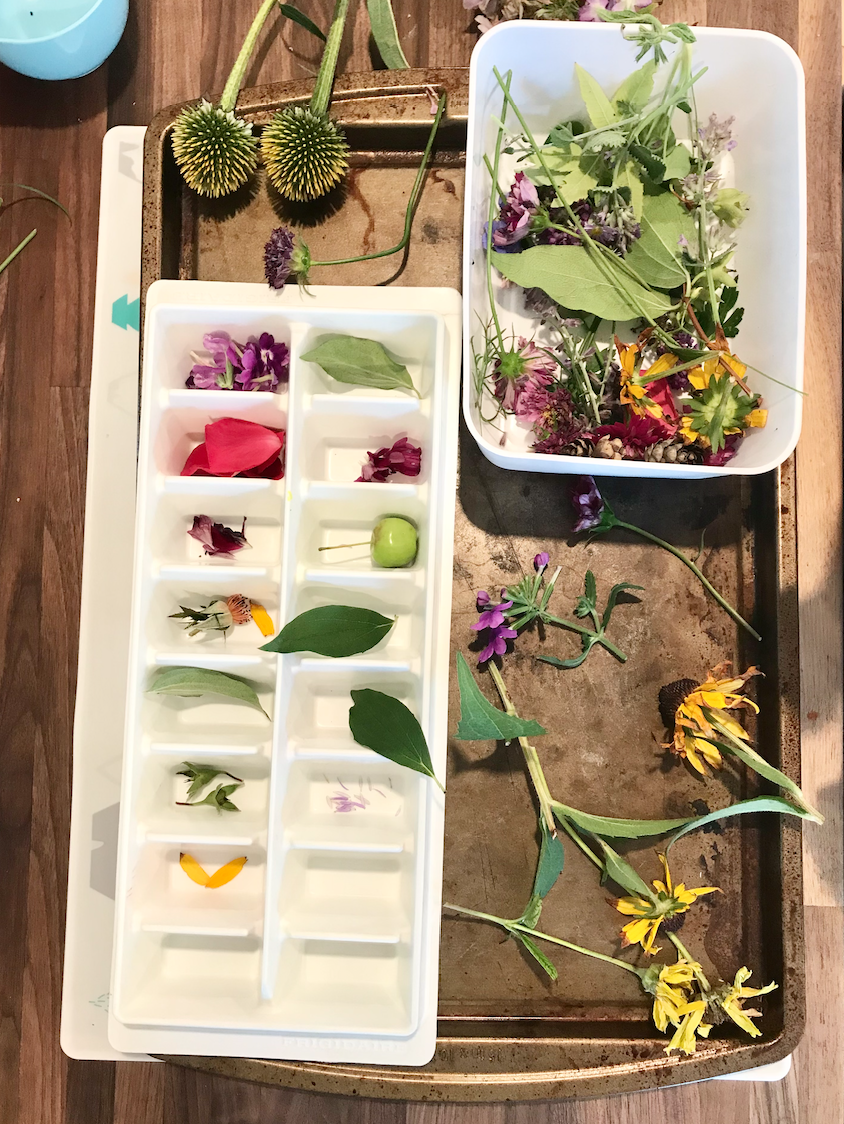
[{"x1": 0, "y1": 0, "x2": 129, "y2": 80}]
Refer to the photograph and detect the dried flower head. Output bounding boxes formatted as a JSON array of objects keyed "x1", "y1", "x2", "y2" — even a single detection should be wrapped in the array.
[
  {"x1": 662, "y1": 664, "x2": 761, "y2": 775},
  {"x1": 172, "y1": 101, "x2": 257, "y2": 198},
  {"x1": 188, "y1": 515, "x2": 250, "y2": 557},
  {"x1": 612, "y1": 853, "x2": 720, "y2": 955},
  {"x1": 261, "y1": 106, "x2": 349, "y2": 201}
]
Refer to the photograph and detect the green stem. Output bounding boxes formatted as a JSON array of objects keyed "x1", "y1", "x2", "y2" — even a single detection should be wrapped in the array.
[
  {"x1": 0, "y1": 228, "x2": 36, "y2": 275},
  {"x1": 484, "y1": 74, "x2": 512, "y2": 354},
  {"x1": 486, "y1": 662, "x2": 557, "y2": 837},
  {"x1": 310, "y1": 94, "x2": 446, "y2": 267},
  {"x1": 542, "y1": 613, "x2": 627, "y2": 662},
  {"x1": 668, "y1": 932, "x2": 711, "y2": 992},
  {"x1": 613, "y1": 519, "x2": 761, "y2": 642},
  {"x1": 558, "y1": 815, "x2": 603, "y2": 870},
  {"x1": 444, "y1": 903, "x2": 643, "y2": 975},
  {"x1": 310, "y1": 0, "x2": 352, "y2": 118},
  {"x1": 220, "y1": 0, "x2": 280, "y2": 113}
]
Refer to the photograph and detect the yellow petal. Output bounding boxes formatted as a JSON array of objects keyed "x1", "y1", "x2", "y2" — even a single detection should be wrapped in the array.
[
  {"x1": 249, "y1": 602, "x2": 275, "y2": 638},
  {"x1": 688, "y1": 366, "x2": 709, "y2": 390},
  {"x1": 180, "y1": 852, "x2": 210, "y2": 886},
  {"x1": 205, "y1": 855, "x2": 248, "y2": 889},
  {"x1": 657, "y1": 853, "x2": 673, "y2": 894},
  {"x1": 643, "y1": 353, "x2": 678, "y2": 379},
  {"x1": 747, "y1": 409, "x2": 767, "y2": 428},
  {"x1": 616, "y1": 896, "x2": 651, "y2": 917}
]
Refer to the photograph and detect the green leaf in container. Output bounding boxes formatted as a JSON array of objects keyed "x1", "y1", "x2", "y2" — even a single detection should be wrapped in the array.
[
  {"x1": 575, "y1": 64, "x2": 617, "y2": 130},
  {"x1": 625, "y1": 192, "x2": 697, "y2": 290},
  {"x1": 147, "y1": 666, "x2": 270, "y2": 719},
  {"x1": 493, "y1": 245, "x2": 673, "y2": 322},
  {"x1": 454, "y1": 652, "x2": 547, "y2": 741},
  {"x1": 612, "y1": 60, "x2": 656, "y2": 113},
  {"x1": 348, "y1": 688, "x2": 444, "y2": 791},
  {"x1": 260, "y1": 605, "x2": 395, "y2": 657},
  {"x1": 301, "y1": 336, "x2": 419, "y2": 396},
  {"x1": 662, "y1": 143, "x2": 691, "y2": 181},
  {"x1": 366, "y1": 0, "x2": 409, "y2": 69}
]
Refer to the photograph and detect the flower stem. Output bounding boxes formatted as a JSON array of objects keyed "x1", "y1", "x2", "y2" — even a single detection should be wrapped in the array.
[
  {"x1": 484, "y1": 75, "x2": 512, "y2": 354},
  {"x1": 558, "y1": 815, "x2": 603, "y2": 870},
  {"x1": 310, "y1": 95, "x2": 446, "y2": 268},
  {"x1": 0, "y1": 228, "x2": 36, "y2": 275},
  {"x1": 542, "y1": 613, "x2": 627, "y2": 662},
  {"x1": 220, "y1": 0, "x2": 280, "y2": 113},
  {"x1": 613, "y1": 519, "x2": 761, "y2": 642},
  {"x1": 487, "y1": 661, "x2": 557, "y2": 838},
  {"x1": 318, "y1": 541, "x2": 370, "y2": 550},
  {"x1": 309, "y1": 0, "x2": 352, "y2": 118},
  {"x1": 444, "y1": 903, "x2": 643, "y2": 975}
]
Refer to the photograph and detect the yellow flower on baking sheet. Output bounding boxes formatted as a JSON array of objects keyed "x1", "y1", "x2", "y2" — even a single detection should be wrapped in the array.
[
  {"x1": 612, "y1": 853, "x2": 720, "y2": 955},
  {"x1": 665, "y1": 999, "x2": 713, "y2": 1055},
  {"x1": 659, "y1": 664, "x2": 761, "y2": 776},
  {"x1": 641, "y1": 958, "x2": 700, "y2": 1033},
  {"x1": 713, "y1": 966, "x2": 778, "y2": 1038}
]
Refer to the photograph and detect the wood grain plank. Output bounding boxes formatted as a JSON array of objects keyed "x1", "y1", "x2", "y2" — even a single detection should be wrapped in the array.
[{"x1": 113, "y1": 1063, "x2": 165, "y2": 1124}]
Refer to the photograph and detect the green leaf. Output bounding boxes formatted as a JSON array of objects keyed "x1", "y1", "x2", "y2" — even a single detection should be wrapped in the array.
[
  {"x1": 349, "y1": 689, "x2": 444, "y2": 789},
  {"x1": 629, "y1": 143, "x2": 665, "y2": 184},
  {"x1": 584, "y1": 570, "x2": 597, "y2": 606},
  {"x1": 301, "y1": 336, "x2": 418, "y2": 395},
  {"x1": 533, "y1": 821, "x2": 565, "y2": 899},
  {"x1": 515, "y1": 931, "x2": 558, "y2": 981},
  {"x1": 147, "y1": 667, "x2": 269, "y2": 718},
  {"x1": 184, "y1": 782, "x2": 242, "y2": 813},
  {"x1": 592, "y1": 837, "x2": 656, "y2": 901},
  {"x1": 366, "y1": 0, "x2": 409, "y2": 68},
  {"x1": 278, "y1": 3, "x2": 326, "y2": 40},
  {"x1": 527, "y1": 153, "x2": 599, "y2": 203},
  {"x1": 665, "y1": 796, "x2": 815, "y2": 851},
  {"x1": 612, "y1": 60, "x2": 656, "y2": 112},
  {"x1": 582, "y1": 129, "x2": 627, "y2": 152},
  {"x1": 177, "y1": 761, "x2": 242, "y2": 801},
  {"x1": 617, "y1": 161, "x2": 644, "y2": 220},
  {"x1": 493, "y1": 245, "x2": 673, "y2": 322},
  {"x1": 537, "y1": 647, "x2": 594, "y2": 671},
  {"x1": 260, "y1": 605, "x2": 395, "y2": 657},
  {"x1": 519, "y1": 892, "x2": 543, "y2": 930},
  {"x1": 601, "y1": 582, "x2": 643, "y2": 630},
  {"x1": 454, "y1": 653, "x2": 547, "y2": 741},
  {"x1": 575, "y1": 64, "x2": 617, "y2": 129},
  {"x1": 553, "y1": 801, "x2": 693, "y2": 839},
  {"x1": 624, "y1": 192, "x2": 696, "y2": 289},
  {"x1": 662, "y1": 144, "x2": 691, "y2": 181}
]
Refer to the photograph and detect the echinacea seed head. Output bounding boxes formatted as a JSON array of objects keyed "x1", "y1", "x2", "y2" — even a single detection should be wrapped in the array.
[
  {"x1": 261, "y1": 106, "x2": 349, "y2": 202},
  {"x1": 658, "y1": 678, "x2": 700, "y2": 729},
  {"x1": 172, "y1": 100, "x2": 257, "y2": 198}
]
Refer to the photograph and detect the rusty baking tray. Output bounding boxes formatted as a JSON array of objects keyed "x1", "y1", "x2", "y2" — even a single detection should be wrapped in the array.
[{"x1": 140, "y1": 69, "x2": 804, "y2": 1100}]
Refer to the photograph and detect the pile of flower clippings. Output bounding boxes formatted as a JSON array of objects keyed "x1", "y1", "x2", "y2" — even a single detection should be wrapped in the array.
[
  {"x1": 476, "y1": 14, "x2": 768, "y2": 467},
  {"x1": 187, "y1": 330, "x2": 289, "y2": 391},
  {"x1": 465, "y1": 0, "x2": 654, "y2": 35}
]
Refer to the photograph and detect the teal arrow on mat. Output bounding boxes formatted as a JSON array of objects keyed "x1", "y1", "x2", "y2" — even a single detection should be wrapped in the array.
[{"x1": 112, "y1": 294, "x2": 140, "y2": 332}]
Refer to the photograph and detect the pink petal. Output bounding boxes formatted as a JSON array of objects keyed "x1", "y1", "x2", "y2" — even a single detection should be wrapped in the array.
[
  {"x1": 181, "y1": 442, "x2": 212, "y2": 475},
  {"x1": 204, "y1": 418, "x2": 284, "y2": 475}
]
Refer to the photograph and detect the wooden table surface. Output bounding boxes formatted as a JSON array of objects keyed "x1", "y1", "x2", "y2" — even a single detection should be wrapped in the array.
[{"x1": 0, "y1": 1, "x2": 840, "y2": 1121}]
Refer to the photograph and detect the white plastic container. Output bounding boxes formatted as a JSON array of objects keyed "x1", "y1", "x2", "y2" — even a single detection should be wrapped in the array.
[
  {"x1": 463, "y1": 22, "x2": 806, "y2": 478},
  {"x1": 108, "y1": 281, "x2": 461, "y2": 1063}
]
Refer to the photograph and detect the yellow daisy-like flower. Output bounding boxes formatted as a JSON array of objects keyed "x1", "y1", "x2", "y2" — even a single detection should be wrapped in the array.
[
  {"x1": 665, "y1": 999, "x2": 712, "y2": 1055},
  {"x1": 662, "y1": 664, "x2": 761, "y2": 776},
  {"x1": 688, "y1": 352, "x2": 748, "y2": 392},
  {"x1": 642, "y1": 958, "x2": 699, "y2": 1033},
  {"x1": 715, "y1": 966, "x2": 777, "y2": 1037},
  {"x1": 617, "y1": 341, "x2": 664, "y2": 419},
  {"x1": 613, "y1": 854, "x2": 720, "y2": 955}
]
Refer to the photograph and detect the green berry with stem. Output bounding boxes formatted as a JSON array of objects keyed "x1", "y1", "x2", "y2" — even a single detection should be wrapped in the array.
[{"x1": 318, "y1": 517, "x2": 419, "y2": 569}]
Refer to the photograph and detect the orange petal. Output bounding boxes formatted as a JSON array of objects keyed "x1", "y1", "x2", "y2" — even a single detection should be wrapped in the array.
[
  {"x1": 205, "y1": 855, "x2": 248, "y2": 888},
  {"x1": 249, "y1": 602, "x2": 275, "y2": 638},
  {"x1": 180, "y1": 852, "x2": 210, "y2": 886}
]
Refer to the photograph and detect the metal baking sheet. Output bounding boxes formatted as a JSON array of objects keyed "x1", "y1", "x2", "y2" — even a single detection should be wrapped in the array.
[{"x1": 140, "y1": 70, "x2": 804, "y2": 1100}]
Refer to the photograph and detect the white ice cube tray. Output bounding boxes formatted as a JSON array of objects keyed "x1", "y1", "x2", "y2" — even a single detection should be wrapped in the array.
[{"x1": 108, "y1": 281, "x2": 461, "y2": 1064}]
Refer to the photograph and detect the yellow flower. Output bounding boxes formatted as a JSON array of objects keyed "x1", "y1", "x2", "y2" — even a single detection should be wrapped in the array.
[
  {"x1": 643, "y1": 958, "x2": 699, "y2": 1032},
  {"x1": 613, "y1": 854, "x2": 720, "y2": 955},
  {"x1": 747, "y1": 407, "x2": 768, "y2": 429},
  {"x1": 688, "y1": 352, "x2": 748, "y2": 391},
  {"x1": 665, "y1": 999, "x2": 712, "y2": 1055},
  {"x1": 617, "y1": 342, "x2": 664, "y2": 419},
  {"x1": 715, "y1": 967, "x2": 777, "y2": 1037},
  {"x1": 664, "y1": 664, "x2": 761, "y2": 776}
]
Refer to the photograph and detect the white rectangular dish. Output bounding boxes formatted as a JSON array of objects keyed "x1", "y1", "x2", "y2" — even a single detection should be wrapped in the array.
[
  {"x1": 463, "y1": 21, "x2": 806, "y2": 478},
  {"x1": 108, "y1": 280, "x2": 461, "y2": 1064}
]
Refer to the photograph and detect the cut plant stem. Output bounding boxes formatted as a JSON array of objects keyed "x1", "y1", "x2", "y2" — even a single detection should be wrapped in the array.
[
  {"x1": 0, "y1": 228, "x2": 36, "y2": 275},
  {"x1": 318, "y1": 541, "x2": 370, "y2": 551},
  {"x1": 487, "y1": 661, "x2": 557, "y2": 838},
  {"x1": 668, "y1": 932, "x2": 712, "y2": 991},
  {"x1": 220, "y1": 0, "x2": 280, "y2": 113}
]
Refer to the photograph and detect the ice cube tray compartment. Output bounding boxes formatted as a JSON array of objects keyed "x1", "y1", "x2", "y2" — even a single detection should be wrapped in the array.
[{"x1": 111, "y1": 283, "x2": 461, "y2": 1064}]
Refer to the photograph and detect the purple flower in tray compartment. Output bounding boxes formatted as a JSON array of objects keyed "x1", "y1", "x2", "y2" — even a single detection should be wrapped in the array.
[
  {"x1": 236, "y1": 332, "x2": 289, "y2": 391},
  {"x1": 187, "y1": 331, "x2": 242, "y2": 388},
  {"x1": 188, "y1": 515, "x2": 250, "y2": 557},
  {"x1": 357, "y1": 437, "x2": 422, "y2": 483},
  {"x1": 327, "y1": 790, "x2": 369, "y2": 813},
  {"x1": 571, "y1": 475, "x2": 605, "y2": 533},
  {"x1": 471, "y1": 591, "x2": 518, "y2": 664}
]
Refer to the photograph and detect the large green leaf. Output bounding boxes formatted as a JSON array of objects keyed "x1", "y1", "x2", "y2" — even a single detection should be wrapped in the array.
[
  {"x1": 260, "y1": 605, "x2": 394, "y2": 657},
  {"x1": 665, "y1": 796, "x2": 814, "y2": 850},
  {"x1": 612, "y1": 60, "x2": 657, "y2": 112},
  {"x1": 301, "y1": 336, "x2": 418, "y2": 395},
  {"x1": 147, "y1": 666, "x2": 269, "y2": 718},
  {"x1": 534, "y1": 820, "x2": 566, "y2": 899},
  {"x1": 553, "y1": 800, "x2": 692, "y2": 839},
  {"x1": 494, "y1": 245, "x2": 673, "y2": 322},
  {"x1": 625, "y1": 192, "x2": 696, "y2": 289},
  {"x1": 526, "y1": 152, "x2": 599, "y2": 204},
  {"x1": 454, "y1": 652, "x2": 547, "y2": 741},
  {"x1": 593, "y1": 837, "x2": 656, "y2": 901},
  {"x1": 575, "y1": 64, "x2": 617, "y2": 129},
  {"x1": 365, "y1": 0, "x2": 409, "y2": 69},
  {"x1": 349, "y1": 688, "x2": 444, "y2": 790},
  {"x1": 662, "y1": 144, "x2": 692, "y2": 181}
]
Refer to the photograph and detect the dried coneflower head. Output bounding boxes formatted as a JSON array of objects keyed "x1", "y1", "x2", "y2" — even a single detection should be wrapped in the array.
[
  {"x1": 262, "y1": 106, "x2": 348, "y2": 202},
  {"x1": 172, "y1": 0, "x2": 278, "y2": 197},
  {"x1": 658, "y1": 678, "x2": 700, "y2": 730}
]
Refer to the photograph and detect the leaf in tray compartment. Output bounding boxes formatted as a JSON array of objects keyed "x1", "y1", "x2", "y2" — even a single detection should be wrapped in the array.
[
  {"x1": 493, "y1": 245, "x2": 673, "y2": 322},
  {"x1": 177, "y1": 761, "x2": 243, "y2": 801},
  {"x1": 348, "y1": 689, "x2": 444, "y2": 791},
  {"x1": 260, "y1": 605, "x2": 395, "y2": 657},
  {"x1": 454, "y1": 653, "x2": 547, "y2": 742},
  {"x1": 177, "y1": 782, "x2": 243, "y2": 813},
  {"x1": 300, "y1": 336, "x2": 419, "y2": 396},
  {"x1": 147, "y1": 666, "x2": 270, "y2": 719}
]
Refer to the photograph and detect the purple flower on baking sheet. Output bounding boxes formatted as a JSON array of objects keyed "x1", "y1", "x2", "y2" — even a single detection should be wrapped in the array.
[
  {"x1": 571, "y1": 475, "x2": 605, "y2": 533},
  {"x1": 264, "y1": 225, "x2": 296, "y2": 290},
  {"x1": 188, "y1": 515, "x2": 250, "y2": 557},
  {"x1": 534, "y1": 552, "x2": 550, "y2": 573},
  {"x1": 471, "y1": 591, "x2": 518, "y2": 664}
]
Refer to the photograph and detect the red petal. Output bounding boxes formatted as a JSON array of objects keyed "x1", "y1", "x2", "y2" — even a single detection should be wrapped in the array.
[
  {"x1": 204, "y1": 418, "x2": 283, "y2": 475},
  {"x1": 181, "y1": 442, "x2": 212, "y2": 475},
  {"x1": 645, "y1": 379, "x2": 679, "y2": 421}
]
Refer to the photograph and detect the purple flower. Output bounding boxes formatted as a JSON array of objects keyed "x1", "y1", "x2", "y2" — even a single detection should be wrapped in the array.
[
  {"x1": 534, "y1": 552, "x2": 549, "y2": 572},
  {"x1": 471, "y1": 593, "x2": 518, "y2": 664},
  {"x1": 188, "y1": 515, "x2": 250, "y2": 557},
  {"x1": 327, "y1": 791, "x2": 369, "y2": 813},
  {"x1": 357, "y1": 437, "x2": 422, "y2": 483},
  {"x1": 236, "y1": 332, "x2": 289, "y2": 391},
  {"x1": 476, "y1": 589, "x2": 491, "y2": 609},
  {"x1": 698, "y1": 114, "x2": 737, "y2": 160},
  {"x1": 571, "y1": 475, "x2": 604, "y2": 533},
  {"x1": 578, "y1": 0, "x2": 649, "y2": 20},
  {"x1": 494, "y1": 338, "x2": 557, "y2": 413},
  {"x1": 493, "y1": 172, "x2": 540, "y2": 249},
  {"x1": 264, "y1": 225, "x2": 295, "y2": 290},
  {"x1": 187, "y1": 331, "x2": 242, "y2": 388}
]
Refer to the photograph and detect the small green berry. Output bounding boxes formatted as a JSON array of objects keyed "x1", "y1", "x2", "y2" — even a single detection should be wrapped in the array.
[{"x1": 371, "y1": 518, "x2": 418, "y2": 568}]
